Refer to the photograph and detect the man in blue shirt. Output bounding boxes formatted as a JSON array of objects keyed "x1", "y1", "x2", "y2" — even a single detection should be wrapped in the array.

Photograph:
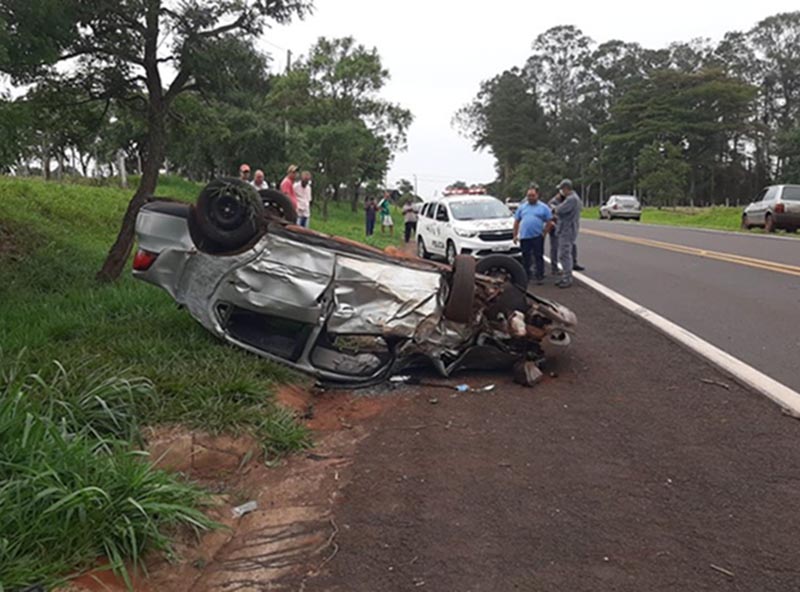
[{"x1": 513, "y1": 183, "x2": 554, "y2": 284}]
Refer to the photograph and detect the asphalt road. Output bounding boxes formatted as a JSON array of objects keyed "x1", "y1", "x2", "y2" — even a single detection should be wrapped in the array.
[
  {"x1": 575, "y1": 220, "x2": 800, "y2": 392},
  {"x1": 297, "y1": 283, "x2": 800, "y2": 592}
]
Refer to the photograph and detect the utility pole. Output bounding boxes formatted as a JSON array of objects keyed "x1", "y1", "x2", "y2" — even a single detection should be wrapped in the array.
[
  {"x1": 413, "y1": 174, "x2": 418, "y2": 197},
  {"x1": 284, "y1": 49, "x2": 292, "y2": 140}
]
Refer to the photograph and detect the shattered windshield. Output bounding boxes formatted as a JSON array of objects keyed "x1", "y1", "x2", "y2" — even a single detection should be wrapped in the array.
[{"x1": 448, "y1": 199, "x2": 511, "y2": 221}]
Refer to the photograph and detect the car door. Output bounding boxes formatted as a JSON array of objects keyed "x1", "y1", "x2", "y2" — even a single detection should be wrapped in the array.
[
  {"x1": 602, "y1": 197, "x2": 615, "y2": 218},
  {"x1": 747, "y1": 188, "x2": 768, "y2": 224},
  {"x1": 430, "y1": 203, "x2": 450, "y2": 255},
  {"x1": 759, "y1": 186, "x2": 780, "y2": 224},
  {"x1": 418, "y1": 202, "x2": 437, "y2": 249}
]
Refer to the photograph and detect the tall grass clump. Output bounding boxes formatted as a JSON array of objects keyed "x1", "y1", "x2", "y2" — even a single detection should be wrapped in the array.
[{"x1": 0, "y1": 358, "x2": 215, "y2": 591}]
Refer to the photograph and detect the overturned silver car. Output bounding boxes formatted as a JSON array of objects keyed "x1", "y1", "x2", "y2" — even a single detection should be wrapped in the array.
[{"x1": 133, "y1": 178, "x2": 577, "y2": 386}]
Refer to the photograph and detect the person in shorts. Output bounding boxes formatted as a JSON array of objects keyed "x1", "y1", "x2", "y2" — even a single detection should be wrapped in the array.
[{"x1": 378, "y1": 192, "x2": 394, "y2": 235}]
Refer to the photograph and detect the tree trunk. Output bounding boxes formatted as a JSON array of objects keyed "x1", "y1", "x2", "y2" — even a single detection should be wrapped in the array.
[
  {"x1": 351, "y1": 181, "x2": 361, "y2": 213},
  {"x1": 43, "y1": 149, "x2": 51, "y2": 180},
  {"x1": 96, "y1": 105, "x2": 166, "y2": 282}
]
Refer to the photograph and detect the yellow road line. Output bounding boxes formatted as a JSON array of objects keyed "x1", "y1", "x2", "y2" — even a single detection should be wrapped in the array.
[{"x1": 582, "y1": 228, "x2": 800, "y2": 278}]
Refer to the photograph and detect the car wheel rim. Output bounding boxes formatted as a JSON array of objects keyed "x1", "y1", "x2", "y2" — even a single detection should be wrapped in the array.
[
  {"x1": 447, "y1": 245, "x2": 456, "y2": 265},
  {"x1": 211, "y1": 194, "x2": 246, "y2": 229},
  {"x1": 417, "y1": 240, "x2": 425, "y2": 257}
]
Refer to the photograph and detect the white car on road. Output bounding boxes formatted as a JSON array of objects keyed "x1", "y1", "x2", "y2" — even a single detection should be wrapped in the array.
[{"x1": 416, "y1": 195, "x2": 520, "y2": 264}]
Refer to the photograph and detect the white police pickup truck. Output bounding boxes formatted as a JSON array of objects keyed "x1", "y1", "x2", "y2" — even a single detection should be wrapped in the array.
[{"x1": 416, "y1": 193, "x2": 520, "y2": 265}]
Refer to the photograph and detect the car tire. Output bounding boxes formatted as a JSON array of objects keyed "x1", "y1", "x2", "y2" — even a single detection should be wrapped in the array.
[
  {"x1": 635, "y1": 216, "x2": 641, "y2": 222},
  {"x1": 765, "y1": 214, "x2": 775, "y2": 233},
  {"x1": 741, "y1": 215, "x2": 751, "y2": 230},
  {"x1": 599, "y1": 211, "x2": 604, "y2": 220},
  {"x1": 417, "y1": 237, "x2": 430, "y2": 259},
  {"x1": 444, "y1": 255, "x2": 476, "y2": 324},
  {"x1": 195, "y1": 177, "x2": 264, "y2": 249},
  {"x1": 446, "y1": 241, "x2": 458, "y2": 265},
  {"x1": 475, "y1": 254, "x2": 528, "y2": 288},
  {"x1": 259, "y1": 189, "x2": 297, "y2": 223},
  {"x1": 188, "y1": 205, "x2": 235, "y2": 254}
]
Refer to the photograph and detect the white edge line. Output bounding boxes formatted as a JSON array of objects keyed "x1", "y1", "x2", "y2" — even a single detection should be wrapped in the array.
[{"x1": 544, "y1": 257, "x2": 800, "y2": 414}]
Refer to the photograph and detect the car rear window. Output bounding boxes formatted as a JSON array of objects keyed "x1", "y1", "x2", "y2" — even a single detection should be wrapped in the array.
[
  {"x1": 618, "y1": 197, "x2": 639, "y2": 205},
  {"x1": 782, "y1": 186, "x2": 800, "y2": 201}
]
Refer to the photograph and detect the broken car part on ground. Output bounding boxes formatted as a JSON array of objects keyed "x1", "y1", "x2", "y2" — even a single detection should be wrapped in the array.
[{"x1": 132, "y1": 178, "x2": 577, "y2": 386}]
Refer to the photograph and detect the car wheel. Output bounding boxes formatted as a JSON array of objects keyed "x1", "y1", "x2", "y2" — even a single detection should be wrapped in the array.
[
  {"x1": 258, "y1": 189, "x2": 297, "y2": 223},
  {"x1": 599, "y1": 211, "x2": 604, "y2": 220},
  {"x1": 741, "y1": 214, "x2": 751, "y2": 230},
  {"x1": 194, "y1": 177, "x2": 264, "y2": 250},
  {"x1": 635, "y1": 216, "x2": 641, "y2": 222},
  {"x1": 446, "y1": 241, "x2": 458, "y2": 265},
  {"x1": 475, "y1": 254, "x2": 528, "y2": 288},
  {"x1": 765, "y1": 214, "x2": 776, "y2": 233},
  {"x1": 444, "y1": 255, "x2": 476, "y2": 324},
  {"x1": 417, "y1": 237, "x2": 430, "y2": 259}
]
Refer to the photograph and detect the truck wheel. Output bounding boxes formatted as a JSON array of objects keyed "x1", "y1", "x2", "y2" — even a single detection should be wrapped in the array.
[
  {"x1": 476, "y1": 255, "x2": 528, "y2": 288},
  {"x1": 444, "y1": 255, "x2": 476, "y2": 324},
  {"x1": 195, "y1": 177, "x2": 263, "y2": 249},
  {"x1": 259, "y1": 188, "x2": 297, "y2": 223}
]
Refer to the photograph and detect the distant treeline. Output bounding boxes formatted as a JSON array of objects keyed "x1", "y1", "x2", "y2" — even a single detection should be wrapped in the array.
[{"x1": 455, "y1": 12, "x2": 800, "y2": 206}]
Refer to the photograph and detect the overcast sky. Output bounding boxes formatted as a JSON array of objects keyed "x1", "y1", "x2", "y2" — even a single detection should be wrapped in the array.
[{"x1": 261, "y1": 0, "x2": 797, "y2": 198}]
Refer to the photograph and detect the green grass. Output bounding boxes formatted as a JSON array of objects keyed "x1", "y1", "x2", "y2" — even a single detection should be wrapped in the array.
[
  {"x1": 0, "y1": 175, "x2": 311, "y2": 456},
  {"x1": 307, "y1": 200, "x2": 405, "y2": 250},
  {"x1": 0, "y1": 357, "x2": 216, "y2": 590},
  {"x1": 580, "y1": 205, "x2": 797, "y2": 235},
  {"x1": 0, "y1": 174, "x2": 322, "y2": 587}
]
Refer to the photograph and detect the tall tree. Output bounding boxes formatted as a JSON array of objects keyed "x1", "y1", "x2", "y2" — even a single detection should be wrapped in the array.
[
  {"x1": 0, "y1": 0, "x2": 311, "y2": 281},
  {"x1": 270, "y1": 36, "x2": 412, "y2": 216},
  {"x1": 525, "y1": 25, "x2": 594, "y2": 119},
  {"x1": 600, "y1": 69, "x2": 756, "y2": 201},
  {"x1": 637, "y1": 142, "x2": 690, "y2": 207},
  {"x1": 454, "y1": 68, "x2": 546, "y2": 189}
]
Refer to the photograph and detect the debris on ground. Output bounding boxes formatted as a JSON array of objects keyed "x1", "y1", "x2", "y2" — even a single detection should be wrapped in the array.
[
  {"x1": 390, "y1": 375, "x2": 496, "y2": 393},
  {"x1": 513, "y1": 361, "x2": 544, "y2": 387},
  {"x1": 710, "y1": 564, "x2": 735, "y2": 578},
  {"x1": 232, "y1": 500, "x2": 258, "y2": 518},
  {"x1": 701, "y1": 378, "x2": 731, "y2": 390}
]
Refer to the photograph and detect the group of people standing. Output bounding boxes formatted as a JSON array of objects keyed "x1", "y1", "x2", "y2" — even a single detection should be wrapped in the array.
[
  {"x1": 364, "y1": 192, "x2": 419, "y2": 243},
  {"x1": 512, "y1": 179, "x2": 584, "y2": 289},
  {"x1": 238, "y1": 163, "x2": 313, "y2": 228}
]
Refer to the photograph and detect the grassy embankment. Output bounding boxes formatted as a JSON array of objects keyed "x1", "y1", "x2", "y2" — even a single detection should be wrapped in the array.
[
  {"x1": 582, "y1": 204, "x2": 798, "y2": 236},
  {"x1": 0, "y1": 175, "x2": 396, "y2": 588},
  {"x1": 581, "y1": 205, "x2": 742, "y2": 231}
]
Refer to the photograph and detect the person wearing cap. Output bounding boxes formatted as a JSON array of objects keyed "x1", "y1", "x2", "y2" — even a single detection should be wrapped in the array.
[
  {"x1": 548, "y1": 194, "x2": 582, "y2": 275},
  {"x1": 239, "y1": 164, "x2": 251, "y2": 183},
  {"x1": 294, "y1": 171, "x2": 313, "y2": 227},
  {"x1": 552, "y1": 179, "x2": 582, "y2": 288},
  {"x1": 513, "y1": 183, "x2": 553, "y2": 284},
  {"x1": 280, "y1": 165, "x2": 299, "y2": 210}
]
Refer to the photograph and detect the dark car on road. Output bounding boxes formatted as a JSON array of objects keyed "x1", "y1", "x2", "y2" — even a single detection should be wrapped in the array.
[
  {"x1": 132, "y1": 178, "x2": 577, "y2": 386},
  {"x1": 742, "y1": 185, "x2": 800, "y2": 233}
]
